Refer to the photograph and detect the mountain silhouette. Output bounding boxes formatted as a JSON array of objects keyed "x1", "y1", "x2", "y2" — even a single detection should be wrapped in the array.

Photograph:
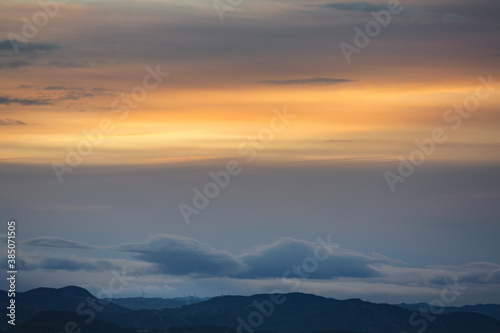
[{"x1": 2, "y1": 287, "x2": 500, "y2": 333}]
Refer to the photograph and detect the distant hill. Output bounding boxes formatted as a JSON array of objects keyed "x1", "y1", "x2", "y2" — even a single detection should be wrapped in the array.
[
  {"x1": 0, "y1": 286, "x2": 131, "y2": 331},
  {"x1": 396, "y1": 302, "x2": 500, "y2": 321},
  {"x1": 151, "y1": 293, "x2": 500, "y2": 333},
  {"x1": 2, "y1": 286, "x2": 500, "y2": 333},
  {"x1": 110, "y1": 296, "x2": 210, "y2": 310}
]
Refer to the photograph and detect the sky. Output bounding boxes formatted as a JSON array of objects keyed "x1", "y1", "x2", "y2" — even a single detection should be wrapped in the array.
[{"x1": 0, "y1": 0, "x2": 499, "y2": 305}]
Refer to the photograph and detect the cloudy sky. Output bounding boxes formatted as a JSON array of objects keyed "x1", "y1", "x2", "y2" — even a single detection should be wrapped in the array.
[{"x1": 0, "y1": 0, "x2": 499, "y2": 305}]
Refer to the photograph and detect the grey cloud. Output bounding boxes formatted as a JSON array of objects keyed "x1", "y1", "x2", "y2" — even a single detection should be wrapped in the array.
[
  {"x1": 116, "y1": 235, "x2": 388, "y2": 279},
  {"x1": 259, "y1": 77, "x2": 353, "y2": 85},
  {"x1": 0, "y1": 119, "x2": 27, "y2": 126},
  {"x1": 11, "y1": 233, "x2": 500, "y2": 288},
  {"x1": 23, "y1": 236, "x2": 98, "y2": 250},
  {"x1": 0, "y1": 96, "x2": 51, "y2": 106},
  {"x1": 115, "y1": 234, "x2": 247, "y2": 277},
  {"x1": 238, "y1": 237, "x2": 383, "y2": 279}
]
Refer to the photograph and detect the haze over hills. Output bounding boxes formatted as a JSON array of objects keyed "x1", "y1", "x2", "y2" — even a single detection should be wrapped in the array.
[{"x1": 2, "y1": 286, "x2": 500, "y2": 333}]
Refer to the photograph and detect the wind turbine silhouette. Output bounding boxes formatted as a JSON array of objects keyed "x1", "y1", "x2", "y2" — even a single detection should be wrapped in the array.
[{"x1": 140, "y1": 288, "x2": 147, "y2": 301}]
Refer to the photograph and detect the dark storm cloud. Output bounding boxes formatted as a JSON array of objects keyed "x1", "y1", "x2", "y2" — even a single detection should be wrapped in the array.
[
  {"x1": 115, "y1": 234, "x2": 248, "y2": 277},
  {"x1": 259, "y1": 77, "x2": 353, "y2": 85},
  {"x1": 0, "y1": 96, "x2": 51, "y2": 106},
  {"x1": 0, "y1": 119, "x2": 26, "y2": 126},
  {"x1": 23, "y1": 236, "x2": 98, "y2": 250}
]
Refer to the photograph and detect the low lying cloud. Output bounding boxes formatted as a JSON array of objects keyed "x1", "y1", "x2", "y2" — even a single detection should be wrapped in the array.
[
  {"x1": 22, "y1": 234, "x2": 500, "y2": 290},
  {"x1": 114, "y1": 234, "x2": 398, "y2": 279},
  {"x1": 238, "y1": 237, "x2": 385, "y2": 279},
  {"x1": 115, "y1": 234, "x2": 247, "y2": 277}
]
